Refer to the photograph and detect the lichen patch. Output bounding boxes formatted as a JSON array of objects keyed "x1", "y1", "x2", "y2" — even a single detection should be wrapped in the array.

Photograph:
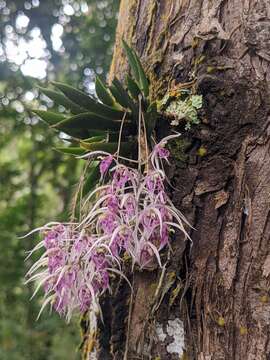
[
  {"x1": 156, "y1": 318, "x2": 185, "y2": 357},
  {"x1": 166, "y1": 318, "x2": 185, "y2": 356}
]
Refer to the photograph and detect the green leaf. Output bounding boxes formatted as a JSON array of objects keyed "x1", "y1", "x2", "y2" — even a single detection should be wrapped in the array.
[
  {"x1": 80, "y1": 141, "x2": 134, "y2": 156},
  {"x1": 95, "y1": 76, "x2": 115, "y2": 107},
  {"x1": 60, "y1": 130, "x2": 107, "y2": 140},
  {"x1": 122, "y1": 39, "x2": 140, "y2": 83},
  {"x1": 82, "y1": 162, "x2": 100, "y2": 197},
  {"x1": 82, "y1": 135, "x2": 107, "y2": 143},
  {"x1": 32, "y1": 110, "x2": 66, "y2": 126},
  {"x1": 126, "y1": 75, "x2": 141, "y2": 100},
  {"x1": 33, "y1": 110, "x2": 89, "y2": 138},
  {"x1": 52, "y1": 81, "x2": 97, "y2": 108},
  {"x1": 145, "y1": 102, "x2": 157, "y2": 138},
  {"x1": 132, "y1": 49, "x2": 149, "y2": 98},
  {"x1": 38, "y1": 86, "x2": 84, "y2": 114},
  {"x1": 59, "y1": 128, "x2": 90, "y2": 139},
  {"x1": 52, "y1": 81, "x2": 126, "y2": 120},
  {"x1": 122, "y1": 40, "x2": 149, "y2": 98},
  {"x1": 112, "y1": 78, "x2": 139, "y2": 123},
  {"x1": 112, "y1": 78, "x2": 134, "y2": 110},
  {"x1": 108, "y1": 132, "x2": 121, "y2": 142},
  {"x1": 109, "y1": 84, "x2": 127, "y2": 109},
  {"x1": 84, "y1": 130, "x2": 107, "y2": 138},
  {"x1": 80, "y1": 141, "x2": 117, "y2": 152},
  {"x1": 52, "y1": 112, "x2": 126, "y2": 131},
  {"x1": 55, "y1": 147, "x2": 86, "y2": 156}
]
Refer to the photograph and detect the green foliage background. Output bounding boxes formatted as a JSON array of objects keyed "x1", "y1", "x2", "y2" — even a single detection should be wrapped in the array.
[{"x1": 0, "y1": 1, "x2": 119, "y2": 358}]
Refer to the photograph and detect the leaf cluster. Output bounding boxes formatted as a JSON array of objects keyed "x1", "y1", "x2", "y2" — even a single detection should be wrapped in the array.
[{"x1": 34, "y1": 41, "x2": 158, "y2": 193}]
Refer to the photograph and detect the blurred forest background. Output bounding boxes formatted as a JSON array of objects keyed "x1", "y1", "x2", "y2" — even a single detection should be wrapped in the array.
[{"x1": 0, "y1": 1, "x2": 119, "y2": 358}]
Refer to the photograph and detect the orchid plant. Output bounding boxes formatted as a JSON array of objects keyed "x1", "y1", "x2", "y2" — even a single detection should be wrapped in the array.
[
  {"x1": 25, "y1": 42, "x2": 191, "y2": 329},
  {"x1": 25, "y1": 134, "x2": 190, "y2": 321}
]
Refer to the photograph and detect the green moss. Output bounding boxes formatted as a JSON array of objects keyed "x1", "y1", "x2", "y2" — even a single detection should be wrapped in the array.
[
  {"x1": 168, "y1": 138, "x2": 191, "y2": 165},
  {"x1": 197, "y1": 146, "x2": 207, "y2": 157},
  {"x1": 217, "y1": 317, "x2": 225, "y2": 327},
  {"x1": 207, "y1": 66, "x2": 215, "y2": 73},
  {"x1": 207, "y1": 65, "x2": 234, "y2": 74},
  {"x1": 180, "y1": 351, "x2": 189, "y2": 360},
  {"x1": 239, "y1": 326, "x2": 248, "y2": 335},
  {"x1": 193, "y1": 55, "x2": 205, "y2": 66},
  {"x1": 191, "y1": 37, "x2": 200, "y2": 48},
  {"x1": 169, "y1": 282, "x2": 182, "y2": 307}
]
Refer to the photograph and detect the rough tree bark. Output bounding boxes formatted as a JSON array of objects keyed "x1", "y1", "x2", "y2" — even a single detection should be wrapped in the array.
[{"x1": 87, "y1": 1, "x2": 270, "y2": 359}]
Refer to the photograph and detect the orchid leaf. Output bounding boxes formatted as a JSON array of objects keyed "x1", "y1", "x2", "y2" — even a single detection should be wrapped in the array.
[
  {"x1": 52, "y1": 81, "x2": 98, "y2": 109},
  {"x1": 55, "y1": 147, "x2": 86, "y2": 156},
  {"x1": 109, "y1": 83, "x2": 128, "y2": 109},
  {"x1": 132, "y1": 49, "x2": 149, "y2": 98},
  {"x1": 32, "y1": 110, "x2": 66, "y2": 126},
  {"x1": 79, "y1": 141, "x2": 133, "y2": 155},
  {"x1": 81, "y1": 132, "x2": 119, "y2": 143},
  {"x1": 145, "y1": 102, "x2": 157, "y2": 137},
  {"x1": 52, "y1": 81, "x2": 127, "y2": 120},
  {"x1": 112, "y1": 78, "x2": 136, "y2": 111},
  {"x1": 82, "y1": 162, "x2": 100, "y2": 197},
  {"x1": 38, "y1": 86, "x2": 84, "y2": 114},
  {"x1": 126, "y1": 75, "x2": 141, "y2": 100},
  {"x1": 122, "y1": 39, "x2": 140, "y2": 83},
  {"x1": 122, "y1": 40, "x2": 149, "y2": 98},
  {"x1": 112, "y1": 78, "x2": 139, "y2": 123},
  {"x1": 57, "y1": 128, "x2": 90, "y2": 139},
  {"x1": 83, "y1": 131, "x2": 106, "y2": 139},
  {"x1": 82, "y1": 135, "x2": 107, "y2": 143},
  {"x1": 95, "y1": 76, "x2": 115, "y2": 107},
  {"x1": 52, "y1": 113, "x2": 126, "y2": 131}
]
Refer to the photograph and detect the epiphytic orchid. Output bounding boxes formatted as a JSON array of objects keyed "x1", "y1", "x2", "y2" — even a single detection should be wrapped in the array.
[{"x1": 25, "y1": 133, "x2": 190, "y2": 322}]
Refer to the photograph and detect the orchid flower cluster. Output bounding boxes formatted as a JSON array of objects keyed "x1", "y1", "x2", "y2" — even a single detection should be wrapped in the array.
[{"x1": 25, "y1": 134, "x2": 190, "y2": 321}]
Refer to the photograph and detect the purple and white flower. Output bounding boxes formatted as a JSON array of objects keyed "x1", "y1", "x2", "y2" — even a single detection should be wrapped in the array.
[{"x1": 25, "y1": 133, "x2": 190, "y2": 321}]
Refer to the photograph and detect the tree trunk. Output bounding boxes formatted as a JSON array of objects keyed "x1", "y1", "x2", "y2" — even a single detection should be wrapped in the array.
[{"x1": 91, "y1": 1, "x2": 270, "y2": 359}]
